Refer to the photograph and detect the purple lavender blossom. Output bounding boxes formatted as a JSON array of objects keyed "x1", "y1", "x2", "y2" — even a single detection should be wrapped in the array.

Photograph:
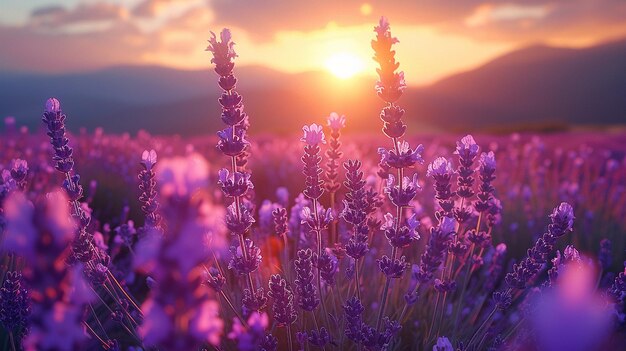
[
  {"x1": 505, "y1": 202, "x2": 575, "y2": 290},
  {"x1": 204, "y1": 266, "x2": 227, "y2": 293},
  {"x1": 316, "y1": 250, "x2": 339, "y2": 286},
  {"x1": 301, "y1": 123, "x2": 326, "y2": 146},
  {"x1": 42, "y1": 98, "x2": 98, "y2": 265},
  {"x1": 229, "y1": 238, "x2": 262, "y2": 275},
  {"x1": 228, "y1": 312, "x2": 276, "y2": 351},
  {"x1": 475, "y1": 151, "x2": 496, "y2": 213},
  {"x1": 453, "y1": 134, "x2": 480, "y2": 223},
  {"x1": 433, "y1": 336, "x2": 454, "y2": 351},
  {"x1": 272, "y1": 207, "x2": 289, "y2": 238},
  {"x1": 343, "y1": 296, "x2": 364, "y2": 344},
  {"x1": 0, "y1": 271, "x2": 30, "y2": 342},
  {"x1": 599, "y1": 238, "x2": 612, "y2": 271},
  {"x1": 301, "y1": 124, "x2": 326, "y2": 200},
  {"x1": 416, "y1": 216, "x2": 456, "y2": 284},
  {"x1": 3, "y1": 191, "x2": 92, "y2": 351},
  {"x1": 267, "y1": 274, "x2": 297, "y2": 327},
  {"x1": 294, "y1": 249, "x2": 319, "y2": 312},
  {"x1": 324, "y1": 113, "x2": 345, "y2": 192},
  {"x1": 384, "y1": 173, "x2": 421, "y2": 207},
  {"x1": 428, "y1": 157, "x2": 455, "y2": 218},
  {"x1": 379, "y1": 141, "x2": 424, "y2": 169}
]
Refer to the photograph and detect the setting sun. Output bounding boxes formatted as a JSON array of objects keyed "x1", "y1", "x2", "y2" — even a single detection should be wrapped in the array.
[{"x1": 324, "y1": 52, "x2": 366, "y2": 79}]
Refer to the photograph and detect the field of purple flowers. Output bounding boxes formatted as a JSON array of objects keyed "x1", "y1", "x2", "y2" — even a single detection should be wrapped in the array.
[{"x1": 0, "y1": 17, "x2": 625, "y2": 351}]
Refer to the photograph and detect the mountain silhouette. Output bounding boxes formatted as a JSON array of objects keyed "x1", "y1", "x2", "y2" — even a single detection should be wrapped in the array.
[{"x1": 1, "y1": 39, "x2": 625, "y2": 135}]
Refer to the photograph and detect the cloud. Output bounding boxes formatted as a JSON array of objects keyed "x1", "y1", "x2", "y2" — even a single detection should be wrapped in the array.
[
  {"x1": 209, "y1": 0, "x2": 626, "y2": 45},
  {"x1": 29, "y1": 2, "x2": 129, "y2": 29},
  {"x1": 209, "y1": 0, "x2": 482, "y2": 40},
  {"x1": 445, "y1": 0, "x2": 626, "y2": 45},
  {"x1": 0, "y1": 22, "x2": 150, "y2": 72}
]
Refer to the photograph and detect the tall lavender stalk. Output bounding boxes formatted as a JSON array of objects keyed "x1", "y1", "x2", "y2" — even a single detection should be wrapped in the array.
[
  {"x1": 325, "y1": 112, "x2": 345, "y2": 244},
  {"x1": 341, "y1": 160, "x2": 370, "y2": 300},
  {"x1": 268, "y1": 274, "x2": 297, "y2": 351},
  {"x1": 207, "y1": 28, "x2": 266, "y2": 311},
  {"x1": 372, "y1": 16, "x2": 424, "y2": 332},
  {"x1": 41, "y1": 98, "x2": 100, "y2": 266},
  {"x1": 453, "y1": 151, "x2": 496, "y2": 332},
  {"x1": 300, "y1": 123, "x2": 333, "y2": 329}
]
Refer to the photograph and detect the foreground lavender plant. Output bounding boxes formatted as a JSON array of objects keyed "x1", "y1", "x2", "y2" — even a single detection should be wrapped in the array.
[
  {"x1": 136, "y1": 148, "x2": 224, "y2": 349},
  {"x1": 207, "y1": 28, "x2": 266, "y2": 312},
  {"x1": 3, "y1": 191, "x2": 92, "y2": 351},
  {"x1": 300, "y1": 123, "x2": 333, "y2": 329},
  {"x1": 372, "y1": 15, "x2": 423, "y2": 333}
]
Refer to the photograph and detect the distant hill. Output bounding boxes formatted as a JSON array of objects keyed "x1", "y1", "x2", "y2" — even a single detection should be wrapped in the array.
[{"x1": 1, "y1": 39, "x2": 625, "y2": 135}]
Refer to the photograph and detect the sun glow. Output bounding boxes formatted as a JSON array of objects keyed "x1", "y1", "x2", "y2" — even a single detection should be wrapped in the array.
[{"x1": 324, "y1": 52, "x2": 366, "y2": 79}]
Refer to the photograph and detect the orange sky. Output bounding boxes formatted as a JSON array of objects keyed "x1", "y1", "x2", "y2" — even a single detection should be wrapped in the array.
[{"x1": 2, "y1": 0, "x2": 626, "y2": 85}]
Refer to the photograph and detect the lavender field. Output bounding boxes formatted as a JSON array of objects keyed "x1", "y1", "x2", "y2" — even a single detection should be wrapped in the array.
[{"x1": 1, "y1": 14, "x2": 626, "y2": 351}]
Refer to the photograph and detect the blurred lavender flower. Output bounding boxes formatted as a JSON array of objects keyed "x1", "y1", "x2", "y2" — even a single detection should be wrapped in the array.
[
  {"x1": 204, "y1": 266, "x2": 226, "y2": 293},
  {"x1": 272, "y1": 207, "x2": 289, "y2": 238},
  {"x1": 228, "y1": 312, "x2": 276, "y2": 351},
  {"x1": 599, "y1": 238, "x2": 612, "y2": 271},
  {"x1": 307, "y1": 327, "x2": 332, "y2": 347},
  {"x1": 3, "y1": 191, "x2": 92, "y2": 351},
  {"x1": 433, "y1": 336, "x2": 454, "y2": 351}
]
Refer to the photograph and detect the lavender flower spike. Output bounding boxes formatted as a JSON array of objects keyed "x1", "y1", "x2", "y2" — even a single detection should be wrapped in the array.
[
  {"x1": 294, "y1": 249, "x2": 319, "y2": 312},
  {"x1": 138, "y1": 149, "x2": 162, "y2": 231},
  {"x1": 268, "y1": 274, "x2": 297, "y2": 327},
  {"x1": 208, "y1": 28, "x2": 265, "y2": 311},
  {"x1": 505, "y1": 202, "x2": 575, "y2": 290}
]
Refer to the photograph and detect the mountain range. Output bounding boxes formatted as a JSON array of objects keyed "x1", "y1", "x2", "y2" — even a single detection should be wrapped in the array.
[{"x1": 1, "y1": 39, "x2": 625, "y2": 135}]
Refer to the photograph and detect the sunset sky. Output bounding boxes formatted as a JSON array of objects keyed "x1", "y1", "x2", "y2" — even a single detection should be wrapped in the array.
[{"x1": 1, "y1": 0, "x2": 626, "y2": 85}]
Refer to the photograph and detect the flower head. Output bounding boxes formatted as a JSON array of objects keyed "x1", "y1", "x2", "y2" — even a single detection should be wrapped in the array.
[
  {"x1": 433, "y1": 336, "x2": 453, "y2": 351},
  {"x1": 373, "y1": 16, "x2": 398, "y2": 44},
  {"x1": 427, "y1": 157, "x2": 453, "y2": 178},
  {"x1": 454, "y1": 134, "x2": 480, "y2": 160},
  {"x1": 479, "y1": 151, "x2": 496, "y2": 172},
  {"x1": 327, "y1": 112, "x2": 346, "y2": 131},
  {"x1": 45, "y1": 98, "x2": 61, "y2": 113},
  {"x1": 141, "y1": 149, "x2": 158, "y2": 171},
  {"x1": 301, "y1": 124, "x2": 326, "y2": 146},
  {"x1": 549, "y1": 202, "x2": 575, "y2": 236}
]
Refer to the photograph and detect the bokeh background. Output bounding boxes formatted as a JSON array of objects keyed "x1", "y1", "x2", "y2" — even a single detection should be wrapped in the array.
[{"x1": 1, "y1": 0, "x2": 625, "y2": 135}]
